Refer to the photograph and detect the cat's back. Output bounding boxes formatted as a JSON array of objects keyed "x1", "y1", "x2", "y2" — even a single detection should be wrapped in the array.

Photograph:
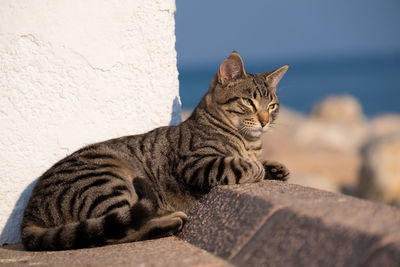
[
  {"x1": 23, "y1": 125, "x2": 183, "y2": 224},
  {"x1": 24, "y1": 141, "x2": 134, "y2": 227}
]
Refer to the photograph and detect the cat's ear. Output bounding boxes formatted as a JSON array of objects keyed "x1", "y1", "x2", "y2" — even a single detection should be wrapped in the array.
[
  {"x1": 218, "y1": 51, "x2": 247, "y2": 86},
  {"x1": 265, "y1": 65, "x2": 289, "y2": 87}
]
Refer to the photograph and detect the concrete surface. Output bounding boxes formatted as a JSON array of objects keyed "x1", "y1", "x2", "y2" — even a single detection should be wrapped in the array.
[
  {"x1": 179, "y1": 181, "x2": 400, "y2": 266},
  {"x1": 1, "y1": 181, "x2": 399, "y2": 266},
  {"x1": 0, "y1": 0, "x2": 180, "y2": 244},
  {"x1": 0, "y1": 237, "x2": 231, "y2": 267}
]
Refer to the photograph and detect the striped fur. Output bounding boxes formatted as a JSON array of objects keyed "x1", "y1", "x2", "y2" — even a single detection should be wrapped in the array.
[{"x1": 21, "y1": 51, "x2": 289, "y2": 250}]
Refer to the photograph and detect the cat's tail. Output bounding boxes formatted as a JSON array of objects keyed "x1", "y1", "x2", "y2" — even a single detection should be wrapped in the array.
[{"x1": 21, "y1": 196, "x2": 157, "y2": 251}]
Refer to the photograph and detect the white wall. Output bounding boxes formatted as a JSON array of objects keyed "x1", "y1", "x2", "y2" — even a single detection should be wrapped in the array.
[{"x1": 0, "y1": 0, "x2": 180, "y2": 244}]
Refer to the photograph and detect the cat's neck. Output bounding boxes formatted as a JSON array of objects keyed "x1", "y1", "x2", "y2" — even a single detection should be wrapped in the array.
[{"x1": 189, "y1": 91, "x2": 232, "y2": 128}]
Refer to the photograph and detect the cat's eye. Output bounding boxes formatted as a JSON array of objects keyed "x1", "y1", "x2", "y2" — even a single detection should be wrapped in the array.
[
  {"x1": 269, "y1": 103, "x2": 278, "y2": 110},
  {"x1": 243, "y1": 98, "x2": 253, "y2": 106}
]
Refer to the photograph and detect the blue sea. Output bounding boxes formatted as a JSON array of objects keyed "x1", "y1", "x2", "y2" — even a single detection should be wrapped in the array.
[{"x1": 178, "y1": 55, "x2": 400, "y2": 117}]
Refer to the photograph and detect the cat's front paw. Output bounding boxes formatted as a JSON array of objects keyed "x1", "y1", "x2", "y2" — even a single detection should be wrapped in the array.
[{"x1": 262, "y1": 160, "x2": 290, "y2": 181}]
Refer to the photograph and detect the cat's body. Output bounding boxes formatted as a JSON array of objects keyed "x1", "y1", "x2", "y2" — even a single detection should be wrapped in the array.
[{"x1": 21, "y1": 52, "x2": 289, "y2": 251}]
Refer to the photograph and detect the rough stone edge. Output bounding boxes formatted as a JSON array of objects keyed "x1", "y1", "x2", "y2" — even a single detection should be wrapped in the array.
[
  {"x1": 0, "y1": 237, "x2": 233, "y2": 267},
  {"x1": 179, "y1": 181, "x2": 400, "y2": 266}
]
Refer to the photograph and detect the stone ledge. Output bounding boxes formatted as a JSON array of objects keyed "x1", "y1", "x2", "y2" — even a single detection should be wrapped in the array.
[
  {"x1": 0, "y1": 237, "x2": 232, "y2": 267},
  {"x1": 1, "y1": 181, "x2": 399, "y2": 266},
  {"x1": 178, "y1": 180, "x2": 400, "y2": 266}
]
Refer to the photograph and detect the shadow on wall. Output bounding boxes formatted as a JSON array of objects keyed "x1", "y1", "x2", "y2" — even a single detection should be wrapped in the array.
[
  {"x1": 0, "y1": 179, "x2": 38, "y2": 244},
  {"x1": 169, "y1": 96, "x2": 183, "y2": 126},
  {"x1": 1, "y1": 97, "x2": 182, "y2": 244}
]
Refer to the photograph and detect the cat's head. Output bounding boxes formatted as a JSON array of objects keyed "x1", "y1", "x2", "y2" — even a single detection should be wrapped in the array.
[{"x1": 210, "y1": 51, "x2": 288, "y2": 141}]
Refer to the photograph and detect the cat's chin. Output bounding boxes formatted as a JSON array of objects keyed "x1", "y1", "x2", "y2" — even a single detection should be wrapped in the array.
[{"x1": 243, "y1": 129, "x2": 263, "y2": 141}]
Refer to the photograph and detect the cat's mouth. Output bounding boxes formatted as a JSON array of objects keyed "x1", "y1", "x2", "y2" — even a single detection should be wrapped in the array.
[
  {"x1": 262, "y1": 123, "x2": 272, "y2": 132},
  {"x1": 239, "y1": 127, "x2": 263, "y2": 141}
]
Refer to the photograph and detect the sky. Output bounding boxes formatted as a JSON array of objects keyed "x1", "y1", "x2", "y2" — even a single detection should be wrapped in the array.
[
  {"x1": 175, "y1": 0, "x2": 400, "y2": 67},
  {"x1": 174, "y1": 0, "x2": 400, "y2": 115}
]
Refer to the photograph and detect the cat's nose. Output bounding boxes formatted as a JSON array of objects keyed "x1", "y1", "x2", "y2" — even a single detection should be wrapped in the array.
[
  {"x1": 258, "y1": 112, "x2": 269, "y2": 127},
  {"x1": 260, "y1": 120, "x2": 268, "y2": 127}
]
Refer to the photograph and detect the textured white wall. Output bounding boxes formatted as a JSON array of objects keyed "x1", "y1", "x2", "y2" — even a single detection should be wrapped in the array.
[{"x1": 0, "y1": 0, "x2": 180, "y2": 244}]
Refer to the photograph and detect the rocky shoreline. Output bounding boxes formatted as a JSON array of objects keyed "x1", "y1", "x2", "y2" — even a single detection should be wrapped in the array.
[{"x1": 182, "y1": 95, "x2": 400, "y2": 207}]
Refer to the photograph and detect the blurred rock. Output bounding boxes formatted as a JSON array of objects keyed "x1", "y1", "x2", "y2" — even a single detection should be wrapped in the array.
[
  {"x1": 369, "y1": 114, "x2": 400, "y2": 139},
  {"x1": 296, "y1": 120, "x2": 368, "y2": 151},
  {"x1": 295, "y1": 95, "x2": 367, "y2": 151},
  {"x1": 263, "y1": 105, "x2": 362, "y2": 193},
  {"x1": 181, "y1": 109, "x2": 192, "y2": 121},
  {"x1": 289, "y1": 173, "x2": 341, "y2": 193},
  {"x1": 311, "y1": 94, "x2": 365, "y2": 124},
  {"x1": 357, "y1": 134, "x2": 400, "y2": 206},
  {"x1": 277, "y1": 106, "x2": 307, "y2": 128}
]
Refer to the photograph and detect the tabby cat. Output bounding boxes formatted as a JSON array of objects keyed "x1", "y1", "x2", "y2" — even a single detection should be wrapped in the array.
[{"x1": 21, "y1": 51, "x2": 289, "y2": 251}]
